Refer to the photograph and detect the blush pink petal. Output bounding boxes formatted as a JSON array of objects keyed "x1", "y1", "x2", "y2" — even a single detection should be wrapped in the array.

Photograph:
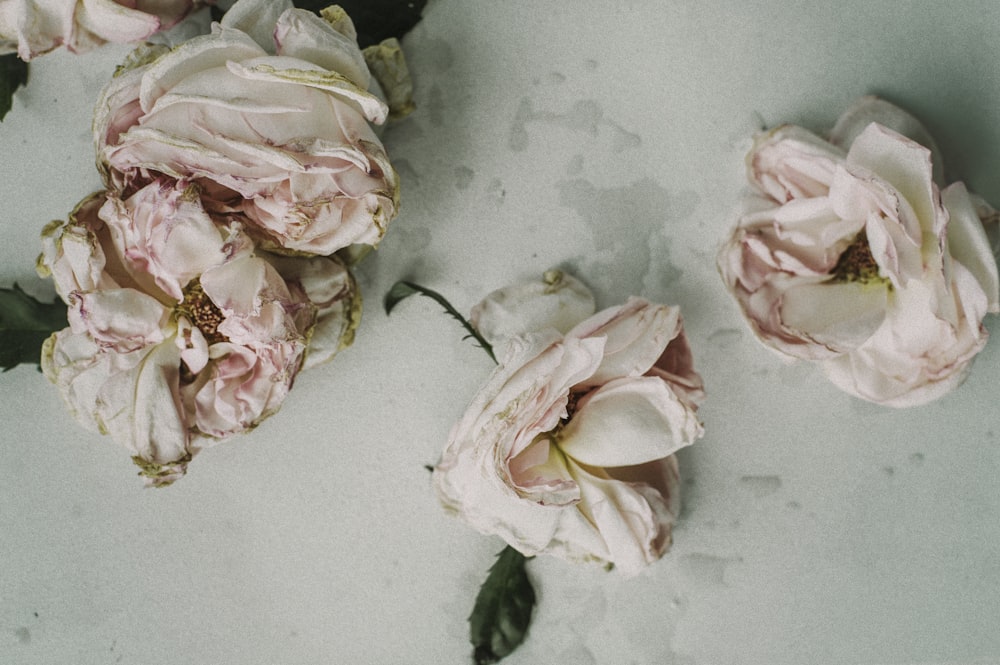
[
  {"x1": 569, "y1": 298, "x2": 683, "y2": 386},
  {"x1": 69, "y1": 288, "x2": 169, "y2": 351},
  {"x1": 191, "y1": 343, "x2": 297, "y2": 438},
  {"x1": 1, "y1": 0, "x2": 198, "y2": 60},
  {"x1": 747, "y1": 124, "x2": 844, "y2": 202},
  {"x1": 100, "y1": 181, "x2": 229, "y2": 301}
]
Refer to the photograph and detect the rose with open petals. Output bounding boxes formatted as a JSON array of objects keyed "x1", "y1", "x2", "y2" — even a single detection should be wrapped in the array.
[
  {"x1": 434, "y1": 273, "x2": 704, "y2": 575},
  {"x1": 93, "y1": 0, "x2": 399, "y2": 255},
  {"x1": 0, "y1": 0, "x2": 201, "y2": 60},
  {"x1": 719, "y1": 97, "x2": 999, "y2": 407},
  {"x1": 37, "y1": 181, "x2": 358, "y2": 485}
]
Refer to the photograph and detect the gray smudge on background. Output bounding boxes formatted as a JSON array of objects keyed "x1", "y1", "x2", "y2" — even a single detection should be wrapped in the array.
[
  {"x1": 509, "y1": 98, "x2": 641, "y2": 153},
  {"x1": 557, "y1": 178, "x2": 691, "y2": 299},
  {"x1": 739, "y1": 475, "x2": 783, "y2": 497},
  {"x1": 453, "y1": 166, "x2": 474, "y2": 190}
]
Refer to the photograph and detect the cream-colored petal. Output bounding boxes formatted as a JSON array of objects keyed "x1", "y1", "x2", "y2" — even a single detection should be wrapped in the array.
[
  {"x1": 219, "y1": 0, "x2": 292, "y2": 52},
  {"x1": 569, "y1": 299, "x2": 682, "y2": 386},
  {"x1": 830, "y1": 95, "x2": 944, "y2": 183},
  {"x1": 779, "y1": 280, "x2": 888, "y2": 352},
  {"x1": 470, "y1": 269, "x2": 596, "y2": 347},
  {"x1": 942, "y1": 182, "x2": 1000, "y2": 313},
  {"x1": 559, "y1": 376, "x2": 701, "y2": 467}
]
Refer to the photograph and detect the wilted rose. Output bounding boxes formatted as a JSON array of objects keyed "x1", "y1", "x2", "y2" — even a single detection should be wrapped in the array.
[
  {"x1": 37, "y1": 181, "x2": 359, "y2": 485},
  {"x1": 719, "y1": 97, "x2": 999, "y2": 407},
  {"x1": 93, "y1": 0, "x2": 399, "y2": 256},
  {"x1": 0, "y1": 0, "x2": 201, "y2": 60},
  {"x1": 434, "y1": 274, "x2": 704, "y2": 576}
]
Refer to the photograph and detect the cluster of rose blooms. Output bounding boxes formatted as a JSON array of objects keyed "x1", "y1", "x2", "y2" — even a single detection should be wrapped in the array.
[
  {"x1": 5, "y1": 1, "x2": 999, "y2": 577},
  {"x1": 28, "y1": 0, "x2": 400, "y2": 486},
  {"x1": 430, "y1": 97, "x2": 1000, "y2": 574}
]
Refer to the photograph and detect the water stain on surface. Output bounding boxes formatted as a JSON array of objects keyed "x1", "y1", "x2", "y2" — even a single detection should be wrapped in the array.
[
  {"x1": 14, "y1": 627, "x2": 30, "y2": 644},
  {"x1": 739, "y1": 475, "x2": 782, "y2": 497},
  {"x1": 707, "y1": 328, "x2": 741, "y2": 349},
  {"x1": 424, "y1": 38, "x2": 455, "y2": 72},
  {"x1": 427, "y1": 84, "x2": 444, "y2": 127},
  {"x1": 486, "y1": 178, "x2": 505, "y2": 205},
  {"x1": 556, "y1": 645, "x2": 597, "y2": 664},
  {"x1": 453, "y1": 166, "x2": 474, "y2": 190},
  {"x1": 678, "y1": 553, "x2": 741, "y2": 587},
  {"x1": 393, "y1": 158, "x2": 420, "y2": 188},
  {"x1": 557, "y1": 178, "x2": 688, "y2": 297},
  {"x1": 565, "y1": 154, "x2": 584, "y2": 175},
  {"x1": 509, "y1": 97, "x2": 640, "y2": 153}
]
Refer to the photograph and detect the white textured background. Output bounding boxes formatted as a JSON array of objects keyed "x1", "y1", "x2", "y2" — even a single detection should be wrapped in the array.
[{"x1": 2, "y1": 1, "x2": 1000, "y2": 663}]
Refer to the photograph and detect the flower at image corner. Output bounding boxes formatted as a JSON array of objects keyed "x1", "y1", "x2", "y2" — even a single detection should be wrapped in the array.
[
  {"x1": 0, "y1": 0, "x2": 205, "y2": 61},
  {"x1": 718, "y1": 96, "x2": 1000, "y2": 407},
  {"x1": 433, "y1": 273, "x2": 705, "y2": 576},
  {"x1": 37, "y1": 181, "x2": 359, "y2": 485},
  {"x1": 93, "y1": 0, "x2": 399, "y2": 256}
]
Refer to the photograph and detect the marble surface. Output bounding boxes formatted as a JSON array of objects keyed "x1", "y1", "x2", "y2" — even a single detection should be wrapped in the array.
[{"x1": 3, "y1": 1, "x2": 1000, "y2": 663}]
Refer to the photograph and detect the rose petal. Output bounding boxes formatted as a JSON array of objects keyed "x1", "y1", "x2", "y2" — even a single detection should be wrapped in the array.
[
  {"x1": 942, "y1": 182, "x2": 1000, "y2": 313},
  {"x1": 69, "y1": 288, "x2": 170, "y2": 352},
  {"x1": 568, "y1": 458, "x2": 675, "y2": 576},
  {"x1": 845, "y1": 124, "x2": 937, "y2": 236},
  {"x1": 274, "y1": 7, "x2": 371, "y2": 89},
  {"x1": 568, "y1": 299, "x2": 682, "y2": 386},
  {"x1": 830, "y1": 95, "x2": 944, "y2": 182},
  {"x1": 95, "y1": 338, "x2": 189, "y2": 465},
  {"x1": 747, "y1": 124, "x2": 845, "y2": 202},
  {"x1": 559, "y1": 376, "x2": 702, "y2": 467},
  {"x1": 219, "y1": 0, "x2": 293, "y2": 52},
  {"x1": 470, "y1": 270, "x2": 596, "y2": 347},
  {"x1": 779, "y1": 280, "x2": 888, "y2": 352}
]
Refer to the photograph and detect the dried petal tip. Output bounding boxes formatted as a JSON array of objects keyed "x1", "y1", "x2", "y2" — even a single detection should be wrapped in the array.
[
  {"x1": 132, "y1": 454, "x2": 192, "y2": 488},
  {"x1": 363, "y1": 38, "x2": 415, "y2": 120}
]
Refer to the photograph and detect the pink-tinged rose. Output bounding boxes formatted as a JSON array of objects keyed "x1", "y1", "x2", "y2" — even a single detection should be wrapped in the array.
[
  {"x1": 0, "y1": 0, "x2": 201, "y2": 60},
  {"x1": 93, "y1": 0, "x2": 399, "y2": 256},
  {"x1": 435, "y1": 276, "x2": 704, "y2": 576},
  {"x1": 719, "y1": 97, "x2": 999, "y2": 407},
  {"x1": 37, "y1": 184, "x2": 359, "y2": 485}
]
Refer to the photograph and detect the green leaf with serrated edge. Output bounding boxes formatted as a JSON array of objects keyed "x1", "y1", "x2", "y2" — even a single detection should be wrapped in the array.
[
  {"x1": 0, "y1": 284, "x2": 68, "y2": 371},
  {"x1": 469, "y1": 546, "x2": 536, "y2": 664},
  {"x1": 384, "y1": 280, "x2": 497, "y2": 363},
  {"x1": 292, "y1": 0, "x2": 427, "y2": 48},
  {"x1": 0, "y1": 53, "x2": 29, "y2": 121}
]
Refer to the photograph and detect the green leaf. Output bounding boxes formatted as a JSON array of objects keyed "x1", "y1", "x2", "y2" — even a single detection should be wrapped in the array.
[
  {"x1": 384, "y1": 280, "x2": 497, "y2": 363},
  {"x1": 0, "y1": 284, "x2": 68, "y2": 371},
  {"x1": 469, "y1": 546, "x2": 536, "y2": 664},
  {"x1": 293, "y1": 0, "x2": 427, "y2": 48},
  {"x1": 0, "y1": 53, "x2": 29, "y2": 121}
]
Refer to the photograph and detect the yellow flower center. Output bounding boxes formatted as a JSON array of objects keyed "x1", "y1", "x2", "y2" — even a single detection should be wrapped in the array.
[
  {"x1": 832, "y1": 230, "x2": 886, "y2": 285},
  {"x1": 178, "y1": 281, "x2": 227, "y2": 345}
]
